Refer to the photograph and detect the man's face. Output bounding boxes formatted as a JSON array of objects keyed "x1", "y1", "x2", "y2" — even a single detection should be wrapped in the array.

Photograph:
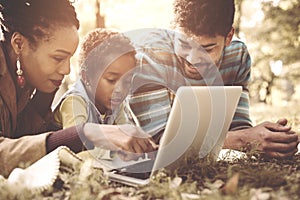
[{"x1": 174, "y1": 28, "x2": 233, "y2": 79}]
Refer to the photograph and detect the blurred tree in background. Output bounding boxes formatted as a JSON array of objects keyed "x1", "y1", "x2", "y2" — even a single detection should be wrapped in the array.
[
  {"x1": 95, "y1": 0, "x2": 105, "y2": 28},
  {"x1": 234, "y1": 0, "x2": 244, "y2": 38},
  {"x1": 241, "y1": 0, "x2": 300, "y2": 104}
]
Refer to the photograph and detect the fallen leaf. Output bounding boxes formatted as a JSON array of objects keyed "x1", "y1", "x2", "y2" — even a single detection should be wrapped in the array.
[
  {"x1": 221, "y1": 173, "x2": 239, "y2": 195},
  {"x1": 169, "y1": 177, "x2": 182, "y2": 189}
]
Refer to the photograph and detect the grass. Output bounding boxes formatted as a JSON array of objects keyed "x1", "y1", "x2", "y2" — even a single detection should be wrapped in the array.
[
  {"x1": 0, "y1": 102, "x2": 299, "y2": 199},
  {"x1": 4, "y1": 153, "x2": 298, "y2": 199}
]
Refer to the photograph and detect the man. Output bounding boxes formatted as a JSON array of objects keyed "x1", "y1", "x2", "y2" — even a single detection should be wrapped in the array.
[{"x1": 126, "y1": 0, "x2": 298, "y2": 158}]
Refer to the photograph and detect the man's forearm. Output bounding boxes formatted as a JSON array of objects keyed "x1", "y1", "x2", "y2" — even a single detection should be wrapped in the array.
[{"x1": 223, "y1": 129, "x2": 251, "y2": 151}]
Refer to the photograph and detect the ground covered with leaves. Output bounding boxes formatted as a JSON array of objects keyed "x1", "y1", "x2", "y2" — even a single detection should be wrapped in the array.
[
  {"x1": 1, "y1": 152, "x2": 299, "y2": 200},
  {"x1": 1, "y1": 103, "x2": 299, "y2": 200}
]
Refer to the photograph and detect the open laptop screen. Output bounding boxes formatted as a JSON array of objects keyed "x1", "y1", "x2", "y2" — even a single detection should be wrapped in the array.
[{"x1": 105, "y1": 86, "x2": 242, "y2": 186}]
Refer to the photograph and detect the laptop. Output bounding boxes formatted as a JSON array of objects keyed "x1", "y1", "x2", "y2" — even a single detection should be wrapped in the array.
[{"x1": 99, "y1": 86, "x2": 242, "y2": 186}]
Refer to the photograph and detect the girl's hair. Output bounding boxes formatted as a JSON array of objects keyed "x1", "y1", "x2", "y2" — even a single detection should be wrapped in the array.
[
  {"x1": 0, "y1": 0, "x2": 79, "y2": 47},
  {"x1": 79, "y1": 28, "x2": 136, "y2": 83}
]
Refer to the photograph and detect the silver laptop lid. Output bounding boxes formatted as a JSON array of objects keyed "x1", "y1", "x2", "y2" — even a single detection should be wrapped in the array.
[
  {"x1": 152, "y1": 86, "x2": 242, "y2": 172},
  {"x1": 107, "y1": 86, "x2": 242, "y2": 186}
]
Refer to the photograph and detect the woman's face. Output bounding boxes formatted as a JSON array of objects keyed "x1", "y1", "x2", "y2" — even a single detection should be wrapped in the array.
[
  {"x1": 20, "y1": 26, "x2": 79, "y2": 93},
  {"x1": 94, "y1": 53, "x2": 136, "y2": 114}
]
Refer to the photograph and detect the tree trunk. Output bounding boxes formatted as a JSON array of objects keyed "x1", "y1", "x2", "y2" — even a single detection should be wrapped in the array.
[
  {"x1": 95, "y1": 0, "x2": 105, "y2": 28},
  {"x1": 235, "y1": 0, "x2": 244, "y2": 38}
]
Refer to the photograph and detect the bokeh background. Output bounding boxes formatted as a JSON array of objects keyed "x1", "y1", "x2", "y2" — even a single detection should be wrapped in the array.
[{"x1": 57, "y1": 0, "x2": 300, "y2": 126}]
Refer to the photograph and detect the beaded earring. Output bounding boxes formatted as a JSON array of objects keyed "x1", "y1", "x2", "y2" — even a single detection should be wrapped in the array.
[
  {"x1": 16, "y1": 57, "x2": 25, "y2": 88},
  {"x1": 81, "y1": 67, "x2": 90, "y2": 86}
]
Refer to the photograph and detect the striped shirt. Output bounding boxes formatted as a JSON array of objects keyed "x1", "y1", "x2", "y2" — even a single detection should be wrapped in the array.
[{"x1": 126, "y1": 29, "x2": 252, "y2": 135}]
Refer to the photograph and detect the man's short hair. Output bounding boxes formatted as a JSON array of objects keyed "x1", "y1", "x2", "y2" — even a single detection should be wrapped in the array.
[{"x1": 173, "y1": 0, "x2": 235, "y2": 37}]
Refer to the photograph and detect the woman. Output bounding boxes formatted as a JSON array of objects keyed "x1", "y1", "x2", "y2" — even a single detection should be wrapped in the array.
[{"x1": 0, "y1": 0, "x2": 156, "y2": 177}]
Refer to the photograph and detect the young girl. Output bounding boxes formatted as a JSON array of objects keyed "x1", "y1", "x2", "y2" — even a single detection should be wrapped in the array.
[
  {"x1": 54, "y1": 28, "x2": 135, "y2": 127},
  {"x1": 53, "y1": 28, "x2": 146, "y2": 160}
]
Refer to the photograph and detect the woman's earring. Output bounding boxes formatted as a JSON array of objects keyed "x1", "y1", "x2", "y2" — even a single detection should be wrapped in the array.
[
  {"x1": 16, "y1": 57, "x2": 25, "y2": 88},
  {"x1": 81, "y1": 68, "x2": 90, "y2": 86}
]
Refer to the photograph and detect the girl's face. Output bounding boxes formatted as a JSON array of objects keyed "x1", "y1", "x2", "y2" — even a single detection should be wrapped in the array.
[
  {"x1": 19, "y1": 26, "x2": 79, "y2": 93},
  {"x1": 95, "y1": 53, "x2": 136, "y2": 114}
]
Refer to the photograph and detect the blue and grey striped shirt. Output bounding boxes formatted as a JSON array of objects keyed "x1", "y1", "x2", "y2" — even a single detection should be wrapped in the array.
[{"x1": 126, "y1": 29, "x2": 252, "y2": 135}]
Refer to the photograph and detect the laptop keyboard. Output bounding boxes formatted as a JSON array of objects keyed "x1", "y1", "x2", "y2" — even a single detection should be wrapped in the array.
[{"x1": 112, "y1": 159, "x2": 155, "y2": 180}]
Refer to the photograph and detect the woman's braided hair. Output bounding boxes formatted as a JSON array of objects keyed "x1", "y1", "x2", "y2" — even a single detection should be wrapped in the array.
[{"x1": 0, "y1": 0, "x2": 79, "y2": 48}]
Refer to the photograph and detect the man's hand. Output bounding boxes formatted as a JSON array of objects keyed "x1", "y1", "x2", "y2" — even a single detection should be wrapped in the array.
[{"x1": 225, "y1": 118, "x2": 299, "y2": 159}]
